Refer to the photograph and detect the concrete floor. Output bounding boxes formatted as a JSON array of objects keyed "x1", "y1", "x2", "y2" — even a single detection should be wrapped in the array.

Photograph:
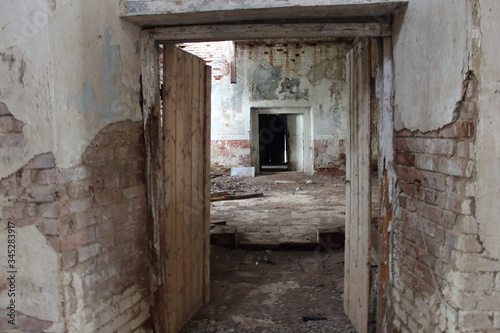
[
  {"x1": 180, "y1": 245, "x2": 356, "y2": 333},
  {"x1": 210, "y1": 172, "x2": 352, "y2": 247}
]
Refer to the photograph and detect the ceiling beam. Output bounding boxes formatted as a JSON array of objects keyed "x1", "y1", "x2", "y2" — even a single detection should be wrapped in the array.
[
  {"x1": 150, "y1": 23, "x2": 391, "y2": 43},
  {"x1": 121, "y1": 1, "x2": 408, "y2": 27}
]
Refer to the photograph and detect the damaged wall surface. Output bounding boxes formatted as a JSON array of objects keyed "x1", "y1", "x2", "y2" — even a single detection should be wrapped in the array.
[
  {"x1": 391, "y1": 0, "x2": 500, "y2": 332},
  {"x1": 0, "y1": 1, "x2": 151, "y2": 332},
  {"x1": 182, "y1": 42, "x2": 348, "y2": 174}
]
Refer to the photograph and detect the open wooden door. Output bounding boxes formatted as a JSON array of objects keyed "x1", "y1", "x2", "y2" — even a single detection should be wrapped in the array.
[
  {"x1": 344, "y1": 39, "x2": 372, "y2": 333},
  {"x1": 160, "y1": 44, "x2": 211, "y2": 333}
]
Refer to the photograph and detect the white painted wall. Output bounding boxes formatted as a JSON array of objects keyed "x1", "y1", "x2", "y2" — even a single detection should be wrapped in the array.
[
  {"x1": 392, "y1": 0, "x2": 468, "y2": 132},
  {"x1": 0, "y1": 0, "x2": 54, "y2": 179},
  {"x1": 51, "y1": 0, "x2": 142, "y2": 168},
  {"x1": 476, "y1": 0, "x2": 500, "y2": 259},
  {"x1": 0, "y1": 0, "x2": 142, "y2": 175}
]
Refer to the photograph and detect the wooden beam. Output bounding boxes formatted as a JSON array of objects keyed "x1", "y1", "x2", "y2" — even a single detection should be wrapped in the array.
[
  {"x1": 376, "y1": 36, "x2": 395, "y2": 333},
  {"x1": 121, "y1": 1, "x2": 409, "y2": 27},
  {"x1": 151, "y1": 23, "x2": 390, "y2": 43}
]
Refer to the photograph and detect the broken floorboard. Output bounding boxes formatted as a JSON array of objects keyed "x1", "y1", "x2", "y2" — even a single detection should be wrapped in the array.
[
  {"x1": 210, "y1": 192, "x2": 264, "y2": 201},
  {"x1": 210, "y1": 225, "x2": 345, "y2": 250}
]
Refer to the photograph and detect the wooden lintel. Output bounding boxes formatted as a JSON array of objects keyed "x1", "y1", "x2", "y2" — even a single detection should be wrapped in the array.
[{"x1": 151, "y1": 23, "x2": 391, "y2": 43}]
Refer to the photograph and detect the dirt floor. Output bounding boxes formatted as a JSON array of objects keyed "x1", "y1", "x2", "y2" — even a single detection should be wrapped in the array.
[
  {"x1": 210, "y1": 172, "x2": 347, "y2": 247},
  {"x1": 178, "y1": 172, "x2": 361, "y2": 332},
  {"x1": 180, "y1": 245, "x2": 356, "y2": 333}
]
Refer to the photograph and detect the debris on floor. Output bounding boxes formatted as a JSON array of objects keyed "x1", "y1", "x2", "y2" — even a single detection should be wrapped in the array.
[
  {"x1": 179, "y1": 245, "x2": 355, "y2": 333},
  {"x1": 210, "y1": 173, "x2": 348, "y2": 248}
]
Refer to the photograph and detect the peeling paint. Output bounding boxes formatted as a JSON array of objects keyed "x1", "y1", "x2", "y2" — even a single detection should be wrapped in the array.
[
  {"x1": 307, "y1": 58, "x2": 345, "y2": 86},
  {"x1": 252, "y1": 63, "x2": 282, "y2": 100},
  {"x1": 279, "y1": 77, "x2": 309, "y2": 100},
  {"x1": 0, "y1": 52, "x2": 16, "y2": 71}
]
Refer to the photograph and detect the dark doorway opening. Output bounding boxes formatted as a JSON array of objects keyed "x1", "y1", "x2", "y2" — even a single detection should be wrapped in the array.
[{"x1": 259, "y1": 114, "x2": 288, "y2": 171}]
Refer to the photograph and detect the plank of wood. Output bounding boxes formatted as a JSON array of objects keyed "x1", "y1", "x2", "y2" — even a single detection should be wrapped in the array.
[
  {"x1": 121, "y1": 1, "x2": 408, "y2": 27},
  {"x1": 181, "y1": 49, "x2": 193, "y2": 323},
  {"x1": 344, "y1": 38, "x2": 371, "y2": 333},
  {"x1": 210, "y1": 193, "x2": 264, "y2": 201},
  {"x1": 163, "y1": 44, "x2": 179, "y2": 333},
  {"x1": 377, "y1": 36, "x2": 394, "y2": 333},
  {"x1": 210, "y1": 225, "x2": 237, "y2": 248},
  {"x1": 152, "y1": 23, "x2": 391, "y2": 43},
  {"x1": 203, "y1": 64, "x2": 212, "y2": 304},
  {"x1": 211, "y1": 191, "x2": 230, "y2": 198},
  {"x1": 190, "y1": 54, "x2": 204, "y2": 316}
]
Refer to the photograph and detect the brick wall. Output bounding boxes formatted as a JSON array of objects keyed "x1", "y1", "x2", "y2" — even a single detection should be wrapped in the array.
[
  {"x1": 179, "y1": 42, "x2": 347, "y2": 174},
  {"x1": 177, "y1": 42, "x2": 231, "y2": 83},
  {"x1": 0, "y1": 120, "x2": 152, "y2": 332},
  {"x1": 391, "y1": 73, "x2": 499, "y2": 332},
  {"x1": 0, "y1": 101, "x2": 25, "y2": 149}
]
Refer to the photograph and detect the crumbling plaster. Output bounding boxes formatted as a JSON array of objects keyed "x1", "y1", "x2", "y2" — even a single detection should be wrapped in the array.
[
  {"x1": 392, "y1": 0, "x2": 468, "y2": 132},
  {"x1": 0, "y1": 0, "x2": 142, "y2": 177},
  {"x1": 476, "y1": 0, "x2": 500, "y2": 259},
  {"x1": 0, "y1": 1, "x2": 54, "y2": 179},
  {"x1": 210, "y1": 43, "x2": 348, "y2": 172},
  {"x1": 52, "y1": 0, "x2": 142, "y2": 169}
]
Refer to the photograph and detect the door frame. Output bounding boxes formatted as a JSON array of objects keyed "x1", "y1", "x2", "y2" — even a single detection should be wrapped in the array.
[
  {"x1": 141, "y1": 21, "x2": 396, "y2": 333},
  {"x1": 250, "y1": 107, "x2": 312, "y2": 174}
]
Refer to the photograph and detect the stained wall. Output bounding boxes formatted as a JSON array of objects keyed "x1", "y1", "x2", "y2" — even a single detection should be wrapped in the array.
[
  {"x1": 0, "y1": 1, "x2": 151, "y2": 332},
  {"x1": 181, "y1": 41, "x2": 349, "y2": 174},
  {"x1": 391, "y1": 0, "x2": 500, "y2": 331}
]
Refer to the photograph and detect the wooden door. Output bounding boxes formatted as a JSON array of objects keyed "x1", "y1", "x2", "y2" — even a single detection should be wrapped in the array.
[
  {"x1": 344, "y1": 39, "x2": 372, "y2": 333},
  {"x1": 161, "y1": 44, "x2": 211, "y2": 333}
]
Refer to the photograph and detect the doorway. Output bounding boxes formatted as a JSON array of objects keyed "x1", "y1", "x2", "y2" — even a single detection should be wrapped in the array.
[
  {"x1": 258, "y1": 114, "x2": 288, "y2": 171},
  {"x1": 251, "y1": 107, "x2": 311, "y2": 174},
  {"x1": 142, "y1": 26, "x2": 394, "y2": 333}
]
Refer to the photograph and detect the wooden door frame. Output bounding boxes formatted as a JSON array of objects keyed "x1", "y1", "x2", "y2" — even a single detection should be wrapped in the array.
[{"x1": 140, "y1": 23, "x2": 395, "y2": 333}]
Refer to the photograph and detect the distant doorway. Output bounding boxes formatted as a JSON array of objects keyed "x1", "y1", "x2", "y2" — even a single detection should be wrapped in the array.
[
  {"x1": 251, "y1": 107, "x2": 312, "y2": 174},
  {"x1": 258, "y1": 114, "x2": 288, "y2": 171}
]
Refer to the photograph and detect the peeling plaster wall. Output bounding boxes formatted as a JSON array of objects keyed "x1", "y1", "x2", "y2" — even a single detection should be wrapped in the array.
[
  {"x1": 0, "y1": 0, "x2": 54, "y2": 179},
  {"x1": 238, "y1": 43, "x2": 348, "y2": 174},
  {"x1": 393, "y1": 0, "x2": 468, "y2": 132},
  {"x1": 476, "y1": 0, "x2": 500, "y2": 263},
  {"x1": 1, "y1": 1, "x2": 148, "y2": 331},
  {"x1": 391, "y1": 0, "x2": 500, "y2": 331},
  {"x1": 183, "y1": 42, "x2": 348, "y2": 173},
  {"x1": 51, "y1": 0, "x2": 142, "y2": 168}
]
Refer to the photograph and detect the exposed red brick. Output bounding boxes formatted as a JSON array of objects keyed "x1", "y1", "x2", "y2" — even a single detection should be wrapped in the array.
[
  {"x1": 0, "y1": 115, "x2": 24, "y2": 132},
  {"x1": 35, "y1": 169, "x2": 58, "y2": 185},
  {"x1": 3, "y1": 120, "x2": 150, "y2": 331},
  {"x1": 17, "y1": 315, "x2": 53, "y2": 332},
  {"x1": 93, "y1": 189, "x2": 123, "y2": 207},
  {"x1": 0, "y1": 133, "x2": 25, "y2": 148},
  {"x1": 123, "y1": 184, "x2": 146, "y2": 199},
  {"x1": 2, "y1": 202, "x2": 37, "y2": 219},
  {"x1": 25, "y1": 153, "x2": 56, "y2": 169},
  {"x1": 67, "y1": 180, "x2": 94, "y2": 198},
  {"x1": 60, "y1": 226, "x2": 96, "y2": 252},
  {"x1": 19, "y1": 185, "x2": 64, "y2": 203},
  {"x1": 62, "y1": 249, "x2": 78, "y2": 270},
  {"x1": 82, "y1": 147, "x2": 115, "y2": 164},
  {"x1": 395, "y1": 152, "x2": 415, "y2": 167}
]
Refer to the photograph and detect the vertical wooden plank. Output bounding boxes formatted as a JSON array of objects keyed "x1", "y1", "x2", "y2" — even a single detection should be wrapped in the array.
[
  {"x1": 344, "y1": 48, "x2": 353, "y2": 316},
  {"x1": 142, "y1": 32, "x2": 166, "y2": 333},
  {"x1": 163, "y1": 44, "x2": 179, "y2": 333},
  {"x1": 203, "y1": 65, "x2": 212, "y2": 304},
  {"x1": 189, "y1": 55, "x2": 203, "y2": 316},
  {"x1": 173, "y1": 45, "x2": 186, "y2": 333},
  {"x1": 377, "y1": 36, "x2": 395, "y2": 333},
  {"x1": 344, "y1": 39, "x2": 372, "y2": 333},
  {"x1": 179, "y1": 46, "x2": 191, "y2": 329}
]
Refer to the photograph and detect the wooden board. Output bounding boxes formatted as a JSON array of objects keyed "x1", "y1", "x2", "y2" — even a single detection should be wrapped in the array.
[
  {"x1": 344, "y1": 38, "x2": 372, "y2": 333},
  {"x1": 162, "y1": 45, "x2": 211, "y2": 333},
  {"x1": 151, "y1": 23, "x2": 391, "y2": 43}
]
